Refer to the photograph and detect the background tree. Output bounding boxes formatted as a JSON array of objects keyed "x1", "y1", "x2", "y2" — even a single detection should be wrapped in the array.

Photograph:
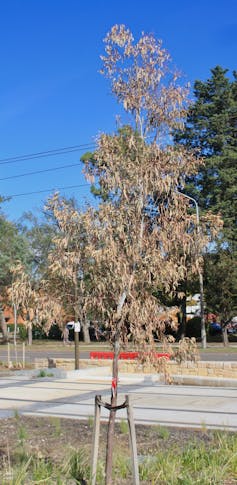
[
  {"x1": 204, "y1": 249, "x2": 237, "y2": 346},
  {"x1": 0, "y1": 214, "x2": 31, "y2": 341},
  {"x1": 19, "y1": 211, "x2": 57, "y2": 281},
  {"x1": 175, "y1": 66, "x2": 237, "y2": 342},
  {"x1": 175, "y1": 66, "x2": 237, "y2": 248},
  {"x1": 9, "y1": 262, "x2": 39, "y2": 346},
  {"x1": 44, "y1": 194, "x2": 94, "y2": 366},
  {"x1": 9, "y1": 260, "x2": 63, "y2": 345}
]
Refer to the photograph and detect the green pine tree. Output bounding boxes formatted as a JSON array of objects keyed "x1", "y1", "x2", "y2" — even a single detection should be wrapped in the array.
[
  {"x1": 175, "y1": 66, "x2": 237, "y2": 250},
  {"x1": 175, "y1": 66, "x2": 237, "y2": 335}
]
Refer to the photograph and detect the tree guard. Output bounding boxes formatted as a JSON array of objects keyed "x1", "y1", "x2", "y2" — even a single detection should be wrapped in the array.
[{"x1": 91, "y1": 394, "x2": 139, "y2": 485}]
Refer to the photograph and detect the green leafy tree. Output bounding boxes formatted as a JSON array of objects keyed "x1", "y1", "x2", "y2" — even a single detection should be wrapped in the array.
[
  {"x1": 204, "y1": 249, "x2": 237, "y2": 345},
  {"x1": 19, "y1": 211, "x2": 58, "y2": 280},
  {"x1": 0, "y1": 215, "x2": 31, "y2": 341}
]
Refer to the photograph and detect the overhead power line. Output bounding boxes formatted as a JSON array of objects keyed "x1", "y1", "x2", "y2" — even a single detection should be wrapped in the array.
[
  {"x1": 6, "y1": 183, "x2": 91, "y2": 198},
  {"x1": 0, "y1": 143, "x2": 96, "y2": 166},
  {"x1": 0, "y1": 162, "x2": 82, "y2": 181}
]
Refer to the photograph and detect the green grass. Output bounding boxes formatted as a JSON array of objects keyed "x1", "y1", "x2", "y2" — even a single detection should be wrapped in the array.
[
  {"x1": 61, "y1": 447, "x2": 91, "y2": 483},
  {"x1": 131, "y1": 431, "x2": 237, "y2": 485},
  {"x1": 119, "y1": 418, "x2": 129, "y2": 434},
  {"x1": 1, "y1": 430, "x2": 237, "y2": 484},
  {"x1": 49, "y1": 416, "x2": 62, "y2": 437},
  {"x1": 17, "y1": 425, "x2": 28, "y2": 443},
  {"x1": 36, "y1": 369, "x2": 54, "y2": 378},
  {"x1": 88, "y1": 415, "x2": 94, "y2": 428},
  {"x1": 13, "y1": 408, "x2": 20, "y2": 419},
  {"x1": 200, "y1": 345, "x2": 237, "y2": 353},
  {"x1": 1, "y1": 339, "x2": 237, "y2": 354},
  {"x1": 153, "y1": 424, "x2": 170, "y2": 440},
  {"x1": 30, "y1": 340, "x2": 110, "y2": 350}
]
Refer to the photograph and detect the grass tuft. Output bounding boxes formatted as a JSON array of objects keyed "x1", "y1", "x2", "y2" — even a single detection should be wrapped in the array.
[
  {"x1": 154, "y1": 424, "x2": 170, "y2": 440},
  {"x1": 1, "y1": 418, "x2": 237, "y2": 484},
  {"x1": 119, "y1": 418, "x2": 129, "y2": 434},
  {"x1": 37, "y1": 369, "x2": 54, "y2": 378},
  {"x1": 88, "y1": 415, "x2": 94, "y2": 428},
  {"x1": 49, "y1": 416, "x2": 62, "y2": 437}
]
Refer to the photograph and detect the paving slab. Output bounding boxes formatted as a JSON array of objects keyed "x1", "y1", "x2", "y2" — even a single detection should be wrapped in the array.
[
  {"x1": 0, "y1": 372, "x2": 237, "y2": 430},
  {"x1": 6, "y1": 366, "x2": 237, "y2": 387}
]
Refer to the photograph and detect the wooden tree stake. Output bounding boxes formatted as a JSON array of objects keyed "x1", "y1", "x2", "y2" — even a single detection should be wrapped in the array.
[
  {"x1": 91, "y1": 395, "x2": 101, "y2": 485},
  {"x1": 126, "y1": 395, "x2": 140, "y2": 485},
  {"x1": 91, "y1": 394, "x2": 140, "y2": 484}
]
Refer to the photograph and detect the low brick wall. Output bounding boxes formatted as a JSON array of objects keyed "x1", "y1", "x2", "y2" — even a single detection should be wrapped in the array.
[
  {"x1": 118, "y1": 360, "x2": 237, "y2": 378},
  {"x1": 169, "y1": 361, "x2": 237, "y2": 379},
  {"x1": 34, "y1": 357, "x2": 237, "y2": 379}
]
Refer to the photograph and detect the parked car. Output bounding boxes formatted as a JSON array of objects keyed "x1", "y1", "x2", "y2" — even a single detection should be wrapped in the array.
[
  {"x1": 227, "y1": 320, "x2": 237, "y2": 334},
  {"x1": 66, "y1": 321, "x2": 75, "y2": 330},
  {"x1": 209, "y1": 322, "x2": 222, "y2": 335}
]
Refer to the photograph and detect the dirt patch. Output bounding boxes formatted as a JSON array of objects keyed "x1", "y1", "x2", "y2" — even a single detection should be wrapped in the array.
[
  {"x1": 0, "y1": 415, "x2": 213, "y2": 467},
  {"x1": 0, "y1": 416, "x2": 236, "y2": 484}
]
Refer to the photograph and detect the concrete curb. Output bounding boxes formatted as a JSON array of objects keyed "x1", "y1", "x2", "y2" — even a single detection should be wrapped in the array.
[
  {"x1": 7, "y1": 367, "x2": 237, "y2": 387},
  {"x1": 172, "y1": 374, "x2": 237, "y2": 387}
]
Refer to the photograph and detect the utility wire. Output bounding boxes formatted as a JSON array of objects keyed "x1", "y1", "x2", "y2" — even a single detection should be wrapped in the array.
[
  {"x1": 0, "y1": 162, "x2": 82, "y2": 181},
  {"x1": 0, "y1": 143, "x2": 96, "y2": 166},
  {"x1": 6, "y1": 183, "x2": 91, "y2": 198}
]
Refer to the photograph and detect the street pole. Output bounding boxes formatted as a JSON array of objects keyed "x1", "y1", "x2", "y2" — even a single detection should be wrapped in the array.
[
  {"x1": 73, "y1": 268, "x2": 80, "y2": 370},
  {"x1": 74, "y1": 329, "x2": 80, "y2": 370},
  {"x1": 177, "y1": 192, "x2": 207, "y2": 349}
]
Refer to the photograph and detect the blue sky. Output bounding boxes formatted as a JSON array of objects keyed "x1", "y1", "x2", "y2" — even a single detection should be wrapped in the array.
[{"x1": 0, "y1": 0, "x2": 236, "y2": 221}]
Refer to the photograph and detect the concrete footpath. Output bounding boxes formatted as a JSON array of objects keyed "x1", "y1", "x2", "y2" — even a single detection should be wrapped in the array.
[
  {"x1": 8, "y1": 364, "x2": 237, "y2": 387},
  {"x1": 0, "y1": 366, "x2": 237, "y2": 430}
]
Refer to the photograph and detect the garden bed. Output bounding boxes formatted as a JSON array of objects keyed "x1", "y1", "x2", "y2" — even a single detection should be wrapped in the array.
[{"x1": 0, "y1": 415, "x2": 236, "y2": 483}]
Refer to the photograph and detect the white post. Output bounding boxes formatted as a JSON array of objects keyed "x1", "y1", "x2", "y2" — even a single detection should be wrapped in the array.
[
  {"x1": 177, "y1": 191, "x2": 207, "y2": 349},
  {"x1": 7, "y1": 342, "x2": 10, "y2": 368},
  {"x1": 22, "y1": 342, "x2": 25, "y2": 369},
  {"x1": 13, "y1": 302, "x2": 17, "y2": 347}
]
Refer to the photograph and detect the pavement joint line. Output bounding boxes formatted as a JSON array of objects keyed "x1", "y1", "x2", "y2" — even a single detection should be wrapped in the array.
[{"x1": 1, "y1": 378, "x2": 237, "y2": 430}]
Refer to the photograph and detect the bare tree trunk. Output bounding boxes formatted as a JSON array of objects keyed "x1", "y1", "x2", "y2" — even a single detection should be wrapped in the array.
[
  {"x1": 105, "y1": 335, "x2": 119, "y2": 485},
  {"x1": 81, "y1": 319, "x2": 91, "y2": 343},
  {"x1": 0, "y1": 306, "x2": 8, "y2": 342},
  {"x1": 13, "y1": 303, "x2": 17, "y2": 347},
  {"x1": 105, "y1": 284, "x2": 132, "y2": 483},
  {"x1": 222, "y1": 326, "x2": 229, "y2": 347},
  {"x1": 179, "y1": 285, "x2": 187, "y2": 340},
  {"x1": 27, "y1": 321, "x2": 33, "y2": 346}
]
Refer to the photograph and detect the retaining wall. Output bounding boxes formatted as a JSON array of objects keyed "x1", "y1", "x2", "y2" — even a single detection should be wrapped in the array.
[{"x1": 34, "y1": 357, "x2": 237, "y2": 379}]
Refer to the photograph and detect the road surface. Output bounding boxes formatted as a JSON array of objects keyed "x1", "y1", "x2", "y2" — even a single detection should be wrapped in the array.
[{"x1": 1, "y1": 346, "x2": 237, "y2": 362}]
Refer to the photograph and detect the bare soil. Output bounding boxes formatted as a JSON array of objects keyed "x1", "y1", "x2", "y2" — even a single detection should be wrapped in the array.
[
  {"x1": 0, "y1": 416, "x2": 237, "y2": 484},
  {"x1": 0, "y1": 415, "x2": 215, "y2": 469}
]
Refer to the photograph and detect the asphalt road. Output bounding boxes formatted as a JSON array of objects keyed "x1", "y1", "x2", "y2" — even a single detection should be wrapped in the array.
[
  {"x1": 201, "y1": 351, "x2": 237, "y2": 361},
  {"x1": 1, "y1": 347, "x2": 237, "y2": 362},
  {"x1": 0, "y1": 374, "x2": 237, "y2": 430}
]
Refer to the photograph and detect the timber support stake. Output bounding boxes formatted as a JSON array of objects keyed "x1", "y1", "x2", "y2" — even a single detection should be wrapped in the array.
[{"x1": 91, "y1": 394, "x2": 139, "y2": 485}]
